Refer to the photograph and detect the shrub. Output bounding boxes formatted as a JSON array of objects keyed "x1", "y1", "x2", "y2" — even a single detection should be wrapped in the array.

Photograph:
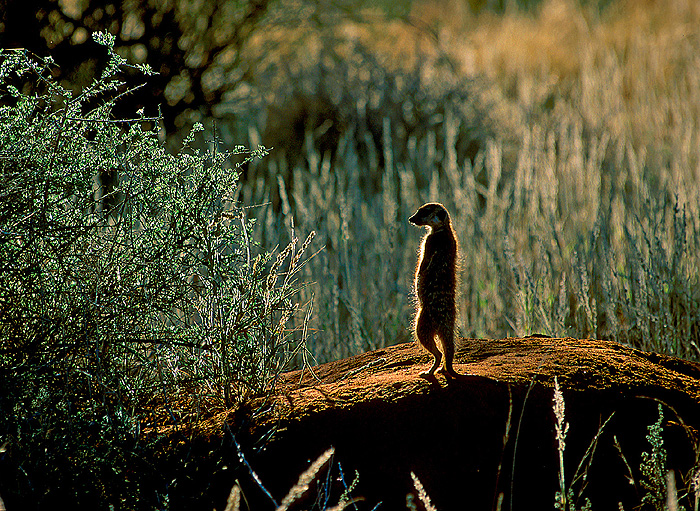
[{"x1": 0, "y1": 33, "x2": 313, "y2": 506}]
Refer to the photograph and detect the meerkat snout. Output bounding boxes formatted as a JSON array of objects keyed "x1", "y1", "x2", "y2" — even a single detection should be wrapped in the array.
[{"x1": 409, "y1": 202, "x2": 459, "y2": 378}]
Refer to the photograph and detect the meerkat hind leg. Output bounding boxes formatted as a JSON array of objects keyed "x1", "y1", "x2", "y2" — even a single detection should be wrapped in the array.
[
  {"x1": 421, "y1": 348, "x2": 442, "y2": 377},
  {"x1": 436, "y1": 330, "x2": 459, "y2": 377},
  {"x1": 417, "y1": 318, "x2": 442, "y2": 376},
  {"x1": 418, "y1": 350, "x2": 442, "y2": 376}
]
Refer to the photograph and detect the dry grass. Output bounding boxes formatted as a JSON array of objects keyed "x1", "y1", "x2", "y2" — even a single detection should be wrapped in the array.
[{"x1": 213, "y1": 0, "x2": 700, "y2": 364}]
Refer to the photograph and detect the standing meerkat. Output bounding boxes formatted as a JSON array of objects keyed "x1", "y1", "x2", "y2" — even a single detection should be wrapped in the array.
[{"x1": 409, "y1": 202, "x2": 459, "y2": 377}]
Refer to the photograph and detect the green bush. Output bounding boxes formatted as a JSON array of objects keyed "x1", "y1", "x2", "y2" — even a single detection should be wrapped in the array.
[{"x1": 0, "y1": 33, "x2": 313, "y2": 506}]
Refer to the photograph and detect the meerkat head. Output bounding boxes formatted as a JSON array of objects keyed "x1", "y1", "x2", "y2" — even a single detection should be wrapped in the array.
[{"x1": 409, "y1": 202, "x2": 451, "y2": 230}]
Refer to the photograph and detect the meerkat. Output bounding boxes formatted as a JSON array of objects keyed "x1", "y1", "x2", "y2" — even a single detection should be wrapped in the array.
[{"x1": 409, "y1": 202, "x2": 459, "y2": 377}]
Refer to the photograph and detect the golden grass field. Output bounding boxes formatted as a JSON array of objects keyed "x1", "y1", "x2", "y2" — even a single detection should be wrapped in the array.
[{"x1": 224, "y1": 0, "x2": 700, "y2": 364}]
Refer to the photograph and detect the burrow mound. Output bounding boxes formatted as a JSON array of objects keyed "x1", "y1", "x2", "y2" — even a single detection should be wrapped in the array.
[{"x1": 174, "y1": 337, "x2": 700, "y2": 510}]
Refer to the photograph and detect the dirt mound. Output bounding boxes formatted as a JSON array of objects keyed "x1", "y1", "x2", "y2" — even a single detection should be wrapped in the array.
[{"x1": 233, "y1": 337, "x2": 700, "y2": 510}]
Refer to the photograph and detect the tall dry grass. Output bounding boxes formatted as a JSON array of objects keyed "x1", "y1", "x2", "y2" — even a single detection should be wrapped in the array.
[{"x1": 218, "y1": 0, "x2": 700, "y2": 363}]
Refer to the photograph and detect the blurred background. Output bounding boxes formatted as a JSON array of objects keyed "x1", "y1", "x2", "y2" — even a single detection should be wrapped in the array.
[{"x1": 4, "y1": 0, "x2": 700, "y2": 363}]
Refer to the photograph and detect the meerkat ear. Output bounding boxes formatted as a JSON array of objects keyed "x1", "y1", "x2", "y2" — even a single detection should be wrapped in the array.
[{"x1": 436, "y1": 208, "x2": 447, "y2": 222}]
